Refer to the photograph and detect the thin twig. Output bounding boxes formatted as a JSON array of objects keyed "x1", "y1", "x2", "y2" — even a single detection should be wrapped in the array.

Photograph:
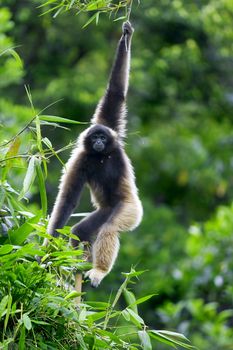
[
  {"x1": 0, "y1": 116, "x2": 37, "y2": 148},
  {"x1": 127, "y1": 0, "x2": 133, "y2": 21},
  {"x1": 0, "y1": 155, "x2": 29, "y2": 164}
]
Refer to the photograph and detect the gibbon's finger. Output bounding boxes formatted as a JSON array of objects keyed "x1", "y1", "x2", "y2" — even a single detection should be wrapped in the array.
[{"x1": 122, "y1": 21, "x2": 134, "y2": 36}]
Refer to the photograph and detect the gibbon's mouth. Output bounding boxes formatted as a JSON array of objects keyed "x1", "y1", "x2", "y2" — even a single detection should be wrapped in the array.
[{"x1": 93, "y1": 143, "x2": 105, "y2": 152}]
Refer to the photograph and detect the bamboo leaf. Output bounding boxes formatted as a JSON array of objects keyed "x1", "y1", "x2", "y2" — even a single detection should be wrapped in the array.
[
  {"x1": 7, "y1": 213, "x2": 41, "y2": 245},
  {"x1": 2, "y1": 137, "x2": 21, "y2": 180},
  {"x1": 0, "y1": 245, "x2": 14, "y2": 255},
  {"x1": 35, "y1": 159, "x2": 47, "y2": 218},
  {"x1": 19, "y1": 325, "x2": 26, "y2": 350},
  {"x1": 127, "y1": 308, "x2": 144, "y2": 327},
  {"x1": 149, "y1": 330, "x2": 194, "y2": 349},
  {"x1": 149, "y1": 332, "x2": 176, "y2": 348},
  {"x1": 18, "y1": 156, "x2": 36, "y2": 200},
  {"x1": 86, "y1": 0, "x2": 106, "y2": 11},
  {"x1": 82, "y1": 13, "x2": 99, "y2": 28},
  {"x1": 22, "y1": 313, "x2": 32, "y2": 330},
  {"x1": 138, "y1": 330, "x2": 152, "y2": 350},
  {"x1": 0, "y1": 296, "x2": 9, "y2": 318},
  {"x1": 64, "y1": 291, "x2": 81, "y2": 300},
  {"x1": 129, "y1": 294, "x2": 157, "y2": 308},
  {"x1": 124, "y1": 288, "x2": 138, "y2": 313},
  {"x1": 8, "y1": 49, "x2": 23, "y2": 68},
  {"x1": 4, "y1": 294, "x2": 12, "y2": 331},
  {"x1": 39, "y1": 115, "x2": 84, "y2": 124},
  {"x1": 121, "y1": 309, "x2": 130, "y2": 321},
  {"x1": 87, "y1": 310, "x2": 107, "y2": 322}
]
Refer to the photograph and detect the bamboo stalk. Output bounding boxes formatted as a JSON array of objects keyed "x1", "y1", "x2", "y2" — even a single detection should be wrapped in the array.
[{"x1": 74, "y1": 271, "x2": 82, "y2": 304}]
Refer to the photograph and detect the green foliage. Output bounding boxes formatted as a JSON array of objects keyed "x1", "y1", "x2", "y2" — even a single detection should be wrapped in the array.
[
  {"x1": 157, "y1": 204, "x2": 233, "y2": 349},
  {"x1": 1, "y1": 1, "x2": 233, "y2": 348},
  {"x1": 38, "y1": 0, "x2": 133, "y2": 24},
  {"x1": 0, "y1": 7, "x2": 24, "y2": 87},
  {"x1": 0, "y1": 235, "x2": 192, "y2": 349}
]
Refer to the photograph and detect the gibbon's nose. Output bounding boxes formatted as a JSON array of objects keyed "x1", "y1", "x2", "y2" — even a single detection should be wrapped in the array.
[{"x1": 94, "y1": 140, "x2": 104, "y2": 152}]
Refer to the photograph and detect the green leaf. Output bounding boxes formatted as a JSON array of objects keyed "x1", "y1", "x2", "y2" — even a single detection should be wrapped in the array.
[
  {"x1": 95, "y1": 329, "x2": 122, "y2": 344},
  {"x1": 138, "y1": 330, "x2": 152, "y2": 350},
  {"x1": 149, "y1": 331, "x2": 176, "y2": 348},
  {"x1": 0, "y1": 245, "x2": 14, "y2": 255},
  {"x1": 42, "y1": 137, "x2": 52, "y2": 148},
  {"x1": 31, "y1": 320, "x2": 50, "y2": 325},
  {"x1": 2, "y1": 137, "x2": 21, "y2": 181},
  {"x1": 86, "y1": 0, "x2": 105, "y2": 11},
  {"x1": 85, "y1": 301, "x2": 110, "y2": 310},
  {"x1": 19, "y1": 325, "x2": 26, "y2": 350},
  {"x1": 149, "y1": 330, "x2": 194, "y2": 349},
  {"x1": 0, "y1": 296, "x2": 9, "y2": 318},
  {"x1": 122, "y1": 269, "x2": 148, "y2": 278},
  {"x1": 51, "y1": 250, "x2": 83, "y2": 257},
  {"x1": 124, "y1": 288, "x2": 138, "y2": 313},
  {"x1": 7, "y1": 213, "x2": 41, "y2": 245},
  {"x1": 158, "y1": 330, "x2": 190, "y2": 342},
  {"x1": 39, "y1": 115, "x2": 84, "y2": 124},
  {"x1": 87, "y1": 310, "x2": 107, "y2": 322},
  {"x1": 29, "y1": 224, "x2": 46, "y2": 232},
  {"x1": 127, "y1": 308, "x2": 144, "y2": 327},
  {"x1": 19, "y1": 155, "x2": 37, "y2": 200},
  {"x1": 82, "y1": 13, "x2": 99, "y2": 28},
  {"x1": 22, "y1": 314, "x2": 32, "y2": 330},
  {"x1": 129, "y1": 294, "x2": 157, "y2": 308},
  {"x1": 78, "y1": 308, "x2": 87, "y2": 322},
  {"x1": 35, "y1": 159, "x2": 47, "y2": 218},
  {"x1": 122, "y1": 309, "x2": 130, "y2": 321},
  {"x1": 8, "y1": 49, "x2": 23, "y2": 68},
  {"x1": 64, "y1": 291, "x2": 81, "y2": 300},
  {"x1": 4, "y1": 294, "x2": 12, "y2": 331}
]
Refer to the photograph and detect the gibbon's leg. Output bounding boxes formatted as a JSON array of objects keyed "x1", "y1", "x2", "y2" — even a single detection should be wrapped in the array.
[
  {"x1": 85, "y1": 200, "x2": 142, "y2": 287},
  {"x1": 85, "y1": 225, "x2": 120, "y2": 288},
  {"x1": 71, "y1": 207, "x2": 113, "y2": 247}
]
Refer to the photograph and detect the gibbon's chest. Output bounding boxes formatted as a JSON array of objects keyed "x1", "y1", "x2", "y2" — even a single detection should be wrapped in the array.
[{"x1": 85, "y1": 152, "x2": 125, "y2": 204}]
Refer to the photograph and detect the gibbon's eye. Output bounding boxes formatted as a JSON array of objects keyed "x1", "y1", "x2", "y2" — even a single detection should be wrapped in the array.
[
  {"x1": 100, "y1": 134, "x2": 107, "y2": 142},
  {"x1": 91, "y1": 134, "x2": 98, "y2": 142}
]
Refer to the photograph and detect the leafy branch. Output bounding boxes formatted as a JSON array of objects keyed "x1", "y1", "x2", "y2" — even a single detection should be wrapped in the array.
[{"x1": 39, "y1": 0, "x2": 137, "y2": 24}]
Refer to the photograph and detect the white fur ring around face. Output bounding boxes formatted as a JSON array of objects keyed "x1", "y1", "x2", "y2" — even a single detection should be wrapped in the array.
[{"x1": 85, "y1": 268, "x2": 107, "y2": 288}]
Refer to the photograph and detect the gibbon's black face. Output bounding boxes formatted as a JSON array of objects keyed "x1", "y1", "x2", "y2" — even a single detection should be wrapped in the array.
[
  {"x1": 85, "y1": 125, "x2": 116, "y2": 154},
  {"x1": 91, "y1": 132, "x2": 107, "y2": 152}
]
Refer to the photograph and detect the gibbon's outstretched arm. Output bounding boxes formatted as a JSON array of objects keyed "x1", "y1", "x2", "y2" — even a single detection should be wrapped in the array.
[
  {"x1": 92, "y1": 21, "x2": 134, "y2": 138},
  {"x1": 47, "y1": 157, "x2": 85, "y2": 238}
]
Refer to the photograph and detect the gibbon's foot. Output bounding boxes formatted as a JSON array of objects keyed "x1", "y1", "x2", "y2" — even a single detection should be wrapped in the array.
[
  {"x1": 85, "y1": 268, "x2": 107, "y2": 288},
  {"x1": 122, "y1": 21, "x2": 134, "y2": 37}
]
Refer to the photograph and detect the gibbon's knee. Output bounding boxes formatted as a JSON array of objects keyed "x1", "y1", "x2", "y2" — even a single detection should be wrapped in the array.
[
  {"x1": 71, "y1": 222, "x2": 91, "y2": 247},
  {"x1": 112, "y1": 200, "x2": 143, "y2": 233},
  {"x1": 71, "y1": 208, "x2": 114, "y2": 247}
]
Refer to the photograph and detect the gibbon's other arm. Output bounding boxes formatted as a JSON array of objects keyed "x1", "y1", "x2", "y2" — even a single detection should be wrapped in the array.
[
  {"x1": 47, "y1": 159, "x2": 85, "y2": 238},
  {"x1": 92, "y1": 21, "x2": 134, "y2": 138}
]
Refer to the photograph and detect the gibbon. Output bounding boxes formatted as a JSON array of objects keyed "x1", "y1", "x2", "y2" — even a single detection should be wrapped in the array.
[{"x1": 46, "y1": 21, "x2": 143, "y2": 287}]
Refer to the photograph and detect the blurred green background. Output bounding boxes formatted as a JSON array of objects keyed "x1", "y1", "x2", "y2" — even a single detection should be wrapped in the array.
[{"x1": 1, "y1": 0, "x2": 233, "y2": 348}]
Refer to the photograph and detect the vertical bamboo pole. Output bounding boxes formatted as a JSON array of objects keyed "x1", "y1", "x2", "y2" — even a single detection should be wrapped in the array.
[
  {"x1": 74, "y1": 271, "x2": 82, "y2": 304},
  {"x1": 74, "y1": 242, "x2": 85, "y2": 305}
]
